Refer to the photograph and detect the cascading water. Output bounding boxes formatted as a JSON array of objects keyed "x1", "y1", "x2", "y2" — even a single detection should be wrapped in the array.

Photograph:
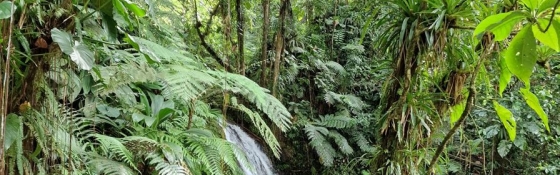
[{"x1": 224, "y1": 123, "x2": 277, "y2": 175}]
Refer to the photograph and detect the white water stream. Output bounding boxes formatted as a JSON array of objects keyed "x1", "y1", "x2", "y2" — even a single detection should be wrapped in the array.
[{"x1": 224, "y1": 123, "x2": 277, "y2": 175}]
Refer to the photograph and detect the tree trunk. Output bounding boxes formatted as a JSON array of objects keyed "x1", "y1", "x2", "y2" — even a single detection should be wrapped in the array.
[
  {"x1": 235, "y1": 0, "x2": 245, "y2": 76},
  {"x1": 0, "y1": 2, "x2": 16, "y2": 174},
  {"x1": 272, "y1": 0, "x2": 289, "y2": 97},
  {"x1": 259, "y1": 0, "x2": 270, "y2": 86}
]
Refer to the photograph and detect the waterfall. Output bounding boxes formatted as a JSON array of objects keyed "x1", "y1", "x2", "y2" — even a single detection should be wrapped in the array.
[{"x1": 224, "y1": 123, "x2": 277, "y2": 175}]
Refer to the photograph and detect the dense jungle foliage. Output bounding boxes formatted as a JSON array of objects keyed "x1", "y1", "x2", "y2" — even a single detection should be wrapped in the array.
[{"x1": 0, "y1": 0, "x2": 559, "y2": 174}]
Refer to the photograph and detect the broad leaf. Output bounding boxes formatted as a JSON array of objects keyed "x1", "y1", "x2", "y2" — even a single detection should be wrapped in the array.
[
  {"x1": 486, "y1": 12, "x2": 526, "y2": 41},
  {"x1": 51, "y1": 28, "x2": 73, "y2": 53},
  {"x1": 51, "y1": 28, "x2": 94, "y2": 70},
  {"x1": 113, "y1": 0, "x2": 129, "y2": 20},
  {"x1": 519, "y1": 88, "x2": 550, "y2": 132},
  {"x1": 521, "y1": 0, "x2": 541, "y2": 10},
  {"x1": 69, "y1": 41, "x2": 95, "y2": 70},
  {"x1": 539, "y1": 0, "x2": 560, "y2": 13},
  {"x1": 532, "y1": 19, "x2": 560, "y2": 51},
  {"x1": 120, "y1": 0, "x2": 146, "y2": 17},
  {"x1": 132, "y1": 113, "x2": 147, "y2": 123},
  {"x1": 497, "y1": 140, "x2": 512, "y2": 157},
  {"x1": 513, "y1": 135, "x2": 527, "y2": 150},
  {"x1": 0, "y1": 1, "x2": 16, "y2": 19},
  {"x1": 450, "y1": 99, "x2": 467, "y2": 126},
  {"x1": 493, "y1": 101, "x2": 516, "y2": 141},
  {"x1": 4, "y1": 114, "x2": 22, "y2": 150},
  {"x1": 97, "y1": 104, "x2": 121, "y2": 118},
  {"x1": 473, "y1": 12, "x2": 526, "y2": 42},
  {"x1": 145, "y1": 116, "x2": 156, "y2": 127},
  {"x1": 503, "y1": 25, "x2": 537, "y2": 87},
  {"x1": 499, "y1": 55, "x2": 512, "y2": 97},
  {"x1": 91, "y1": 0, "x2": 114, "y2": 16}
]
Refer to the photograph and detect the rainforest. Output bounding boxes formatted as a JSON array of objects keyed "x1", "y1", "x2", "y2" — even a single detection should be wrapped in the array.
[{"x1": 0, "y1": 0, "x2": 559, "y2": 174}]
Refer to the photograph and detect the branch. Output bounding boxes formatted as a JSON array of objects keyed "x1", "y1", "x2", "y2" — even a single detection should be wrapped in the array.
[
  {"x1": 428, "y1": 87, "x2": 476, "y2": 172},
  {"x1": 450, "y1": 25, "x2": 475, "y2": 30},
  {"x1": 193, "y1": 1, "x2": 232, "y2": 71},
  {"x1": 428, "y1": 42, "x2": 491, "y2": 173}
]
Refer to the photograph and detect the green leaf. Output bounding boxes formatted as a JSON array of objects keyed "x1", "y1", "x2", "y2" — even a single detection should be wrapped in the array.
[
  {"x1": 91, "y1": 0, "x2": 114, "y2": 16},
  {"x1": 519, "y1": 88, "x2": 550, "y2": 132},
  {"x1": 125, "y1": 35, "x2": 196, "y2": 63},
  {"x1": 450, "y1": 99, "x2": 466, "y2": 126},
  {"x1": 51, "y1": 28, "x2": 73, "y2": 53},
  {"x1": 473, "y1": 12, "x2": 526, "y2": 42},
  {"x1": 532, "y1": 19, "x2": 560, "y2": 51},
  {"x1": 493, "y1": 101, "x2": 516, "y2": 141},
  {"x1": 96, "y1": 104, "x2": 121, "y2": 118},
  {"x1": 513, "y1": 135, "x2": 527, "y2": 150},
  {"x1": 113, "y1": 0, "x2": 129, "y2": 20},
  {"x1": 539, "y1": 0, "x2": 559, "y2": 12},
  {"x1": 503, "y1": 25, "x2": 537, "y2": 87},
  {"x1": 497, "y1": 140, "x2": 512, "y2": 157},
  {"x1": 499, "y1": 55, "x2": 512, "y2": 97},
  {"x1": 132, "y1": 113, "x2": 147, "y2": 123},
  {"x1": 144, "y1": 116, "x2": 156, "y2": 127},
  {"x1": 120, "y1": 0, "x2": 146, "y2": 17},
  {"x1": 521, "y1": 0, "x2": 541, "y2": 10},
  {"x1": 486, "y1": 12, "x2": 526, "y2": 41},
  {"x1": 0, "y1": 1, "x2": 16, "y2": 19},
  {"x1": 51, "y1": 28, "x2": 94, "y2": 70},
  {"x1": 4, "y1": 114, "x2": 22, "y2": 150}
]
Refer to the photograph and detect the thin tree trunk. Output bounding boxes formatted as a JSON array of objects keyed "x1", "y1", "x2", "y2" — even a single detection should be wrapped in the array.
[
  {"x1": 236, "y1": 0, "x2": 245, "y2": 76},
  {"x1": 272, "y1": 0, "x2": 288, "y2": 97},
  {"x1": 259, "y1": 0, "x2": 270, "y2": 86},
  {"x1": 0, "y1": 2, "x2": 16, "y2": 174}
]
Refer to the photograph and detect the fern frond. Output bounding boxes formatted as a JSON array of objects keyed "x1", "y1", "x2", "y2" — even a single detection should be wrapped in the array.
[
  {"x1": 328, "y1": 130, "x2": 353, "y2": 155},
  {"x1": 93, "y1": 134, "x2": 138, "y2": 172},
  {"x1": 211, "y1": 71, "x2": 292, "y2": 131},
  {"x1": 323, "y1": 92, "x2": 366, "y2": 112},
  {"x1": 230, "y1": 103, "x2": 281, "y2": 158},
  {"x1": 351, "y1": 133, "x2": 376, "y2": 152},
  {"x1": 324, "y1": 61, "x2": 347, "y2": 75},
  {"x1": 186, "y1": 138, "x2": 223, "y2": 175},
  {"x1": 89, "y1": 157, "x2": 137, "y2": 175},
  {"x1": 304, "y1": 124, "x2": 336, "y2": 166},
  {"x1": 126, "y1": 35, "x2": 198, "y2": 64},
  {"x1": 318, "y1": 113, "x2": 355, "y2": 129},
  {"x1": 159, "y1": 65, "x2": 217, "y2": 102},
  {"x1": 147, "y1": 153, "x2": 191, "y2": 175}
]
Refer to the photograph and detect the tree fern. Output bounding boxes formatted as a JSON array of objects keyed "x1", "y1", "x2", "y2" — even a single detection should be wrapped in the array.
[
  {"x1": 324, "y1": 91, "x2": 367, "y2": 112},
  {"x1": 317, "y1": 113, "x2": 356, "y2": 129},
  {"x1": 212, "y1": 71, "x2": 292, "y2": 131},
  {"x1": 125, "y1": 35, "x2": 198, "y2": 64},
  {"x1": 159, "y1": 65, "x2": 217, "y2": 102},
  {"x1": 304, "y1": 124, "x2": 337, "y2": 166}
]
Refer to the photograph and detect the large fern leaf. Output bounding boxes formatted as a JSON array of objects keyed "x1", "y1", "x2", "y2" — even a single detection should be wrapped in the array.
[
  {"x1": 230, "y1": 103, "x2": 281, "y2": 158},
  {"x1": 304, "y1": 124, "x2": 337, "y2": 166},
  {"x1": 211, "y1": 71, "x2": 292, "y2": 131}
]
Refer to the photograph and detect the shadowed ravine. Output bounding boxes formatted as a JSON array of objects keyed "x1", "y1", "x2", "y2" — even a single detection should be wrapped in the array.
[{"x1": 224, "y1": 123, "x2": 277, "y2": 175}]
